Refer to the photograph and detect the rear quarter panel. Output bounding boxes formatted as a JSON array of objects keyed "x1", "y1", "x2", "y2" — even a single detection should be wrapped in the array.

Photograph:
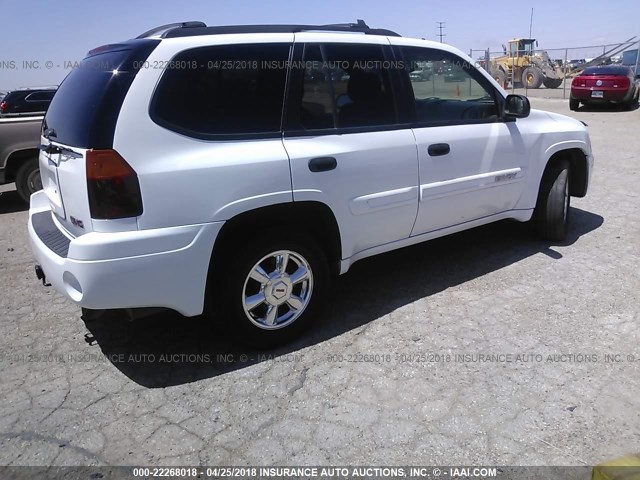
[{"x1": 113, "y1": 34, "x2": 295, "y2": 230}]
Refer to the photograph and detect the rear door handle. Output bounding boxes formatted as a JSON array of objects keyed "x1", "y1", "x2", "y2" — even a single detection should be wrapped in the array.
[
  {"x1": 428, "y1": 143, "x2": 450, "y2": 157},
  {"x1": 308, "y1": 156, "x2": 337, "y2": 172}
]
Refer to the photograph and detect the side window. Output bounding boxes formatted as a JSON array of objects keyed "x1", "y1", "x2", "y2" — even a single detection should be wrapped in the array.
[
  {"x1": 294, "y1": 43, "x2": 397, "y2": 130},
  {"x1": 25, "y1": 91, "x2": 55, "y2": 102},
  {"x1": 298, "y1": 44, "x2": 334, "y2": 129},
  {"x1": 151, "y1": 44, "x2": 291, "y2": 138},
  {"x1": 399, "y1": 47, "x2": 499, "y2": 124}
]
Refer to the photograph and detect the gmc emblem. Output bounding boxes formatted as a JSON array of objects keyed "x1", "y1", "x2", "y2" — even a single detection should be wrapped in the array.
[{"x1": 70, "y1": 216, "x2": 85, "y2": 229}]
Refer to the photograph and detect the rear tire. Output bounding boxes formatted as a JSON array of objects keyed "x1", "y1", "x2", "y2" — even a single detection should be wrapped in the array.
[
  {"x1": 625, "y1": 91, "x2": 638, "y2": 111},
  {"x1": 543, "y1": 77, "x2": 563, "y2": 89},
  {"x1": 210, "y1": 232, "x2": 330, "y2": 348},
  {"x1": 532, "y1": 159, "x2": 571, "y2": 241},
  {"x1": 569, "y1": 98, "x2": 580, "y2": 111},
  {"x1": 15, "y1": 158, "x2": 42, "y2": 204},
  {"x1": 522, "y1": 67, "x2": 543, "y2": 89}
]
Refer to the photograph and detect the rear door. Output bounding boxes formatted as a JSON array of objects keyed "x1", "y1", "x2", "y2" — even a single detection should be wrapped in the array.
[{"x1": 282, "y1": 36, "x2": 419, "y2": 260}]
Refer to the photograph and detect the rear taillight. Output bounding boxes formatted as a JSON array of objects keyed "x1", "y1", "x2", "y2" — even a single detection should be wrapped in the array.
[
  {"x1": 572, "y1": 76, "x2": 586, "y2": 87},
  {"x1": 0, "y1": 101, "x2": 7, "y2": 113},
  {"x1": 86, "y1": 149, "x2": 143, "y2": 219},
  {"x1": 617, "y1": 77, "x2": 630, "y2": 89}
]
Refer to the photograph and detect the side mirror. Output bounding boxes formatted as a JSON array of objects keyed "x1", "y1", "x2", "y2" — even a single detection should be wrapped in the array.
[{"x1": 504, "y1": 94, "x2": 531, "y2": 119}]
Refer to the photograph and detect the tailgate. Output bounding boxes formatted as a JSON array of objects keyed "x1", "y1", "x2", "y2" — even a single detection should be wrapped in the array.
[
  {"x1": 37, "y1": 38, "x2": 159, "y2": 236},
  {"x1": 39, "y1": 139, "x2": 92, "y2": 236},
  {"x1": 583, "y1": 76, "x2": 625, "y2": 88}
]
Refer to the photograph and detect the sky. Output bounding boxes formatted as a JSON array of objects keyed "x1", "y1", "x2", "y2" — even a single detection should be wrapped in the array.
[{"x1": 1, "y1": 0, "x2": 638, "y2": 90}]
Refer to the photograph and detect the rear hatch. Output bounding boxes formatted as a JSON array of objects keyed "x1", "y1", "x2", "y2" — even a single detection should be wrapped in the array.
[{"x1": 40, "y1": 39, "x2": 158, "y2": 237}]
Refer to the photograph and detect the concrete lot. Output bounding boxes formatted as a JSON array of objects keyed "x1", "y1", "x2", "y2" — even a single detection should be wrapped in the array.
[{"x1": 0, "y1": 96, "x2": 638, "y2": 468}]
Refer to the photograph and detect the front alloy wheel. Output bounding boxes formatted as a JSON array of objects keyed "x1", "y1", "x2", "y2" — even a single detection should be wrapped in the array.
[{"x1": 242, "y1": 250, "x2": 314, "y2": 330}]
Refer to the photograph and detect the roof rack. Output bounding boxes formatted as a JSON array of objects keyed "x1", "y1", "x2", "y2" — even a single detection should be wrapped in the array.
[
  {"x1": 137, "y1": 21, "x2": 207, "y2": 39},
  {"x1": 137, "y1": 19, "x2": 401, "y2": 39}
]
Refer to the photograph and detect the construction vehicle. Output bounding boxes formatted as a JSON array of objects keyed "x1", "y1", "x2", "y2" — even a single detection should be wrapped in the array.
[
  {"x1": 489, "y1": 37, "x2": 639, "y2": 89},
  {"x1": 490, "y1": 38, "x2": 563, "y2": 89}
]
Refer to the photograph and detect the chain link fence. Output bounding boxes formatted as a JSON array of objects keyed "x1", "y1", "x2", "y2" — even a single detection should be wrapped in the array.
[{"x1": 469, "y1": 39, "x2": 640, "y2": 99}]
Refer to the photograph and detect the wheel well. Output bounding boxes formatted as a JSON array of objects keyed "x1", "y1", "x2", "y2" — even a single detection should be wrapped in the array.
[
  {"x1": 4, "y1": 148, "x2": 39, "y2": 183},
  {"x1": 211, "y1": 201, "x2": 342, "y2": 276},
  {"x1": 544, "y1": 148, "x2": 589, "y2": 197}
]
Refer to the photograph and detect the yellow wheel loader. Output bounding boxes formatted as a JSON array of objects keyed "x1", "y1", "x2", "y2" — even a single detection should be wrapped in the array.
[{"x1": 490, "y1": 38, "x2": 563, "y2": 89}]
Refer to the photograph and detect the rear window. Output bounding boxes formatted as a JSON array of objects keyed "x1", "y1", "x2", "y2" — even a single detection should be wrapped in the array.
[
  {"x1": 2, "y1": 91, "x2": 26, "y2": 103},
  {"x1": 150, "y1": 43, "x2": 291, "y2": 139},
  {"x1": 582, "y1": 66, "x2": 631, "y2": 76},
  {"x1": 43, "y1": 39, "x2": 159, "y2": 148}
]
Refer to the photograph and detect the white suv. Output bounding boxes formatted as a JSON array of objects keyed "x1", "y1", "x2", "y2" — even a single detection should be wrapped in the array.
[{"x1": 29, "y1": 20, "x2": 594, "y2": 345}]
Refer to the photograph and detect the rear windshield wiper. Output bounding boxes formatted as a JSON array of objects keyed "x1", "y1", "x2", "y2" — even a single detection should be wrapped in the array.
[
  {"x1": 43, "y1": 127, "x2": 57, "y2": 139},
  {"x1": 39, "y1": 143, "x2": 83, "y2": 159}
]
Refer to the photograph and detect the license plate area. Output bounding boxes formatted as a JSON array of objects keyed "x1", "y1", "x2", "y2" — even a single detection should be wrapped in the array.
[
  {"x1": 39, "y1": 152, "x2": 66, "y2": 219},
  {"x1": 591, "y1": 91, "x2": 604, "y2": 98}
]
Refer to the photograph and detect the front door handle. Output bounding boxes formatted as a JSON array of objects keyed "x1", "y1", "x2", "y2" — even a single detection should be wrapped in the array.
[
  {"x1": 308, "y1": 156, "x2": 337, "y2": 172},
  {"x1": 428, "y1": 143, "x2": 450, "y2": 157}
]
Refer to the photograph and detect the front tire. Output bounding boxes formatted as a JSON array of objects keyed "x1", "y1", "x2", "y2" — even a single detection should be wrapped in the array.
[
  {"x1": 493, "y1": 70, "x2": 507, "y2": 88},
  {"x1": 213, "y1": 233, "x2": 329, "y2": 348},
  {"x1": 522, "y1": 67, "x2": 543, "y2": 89},
  {"x1": 532, "y1": 159, "x2": 571, "y2": 241},
  {"x1": 15, "y1": 158, "x2": 42, "y2": 204}
]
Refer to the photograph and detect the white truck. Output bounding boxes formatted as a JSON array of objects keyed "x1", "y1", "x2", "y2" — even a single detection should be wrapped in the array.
[{"x1": 0, "y1": 115, "x2": 43, "y2": 202}]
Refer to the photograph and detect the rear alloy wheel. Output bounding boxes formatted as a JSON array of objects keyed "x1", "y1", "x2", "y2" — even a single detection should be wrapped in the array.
[
  {"x1": 532, "y1": 159, "x2": 571, "y2": 241},
  {"x1": 522, "y1": 67, "x2": 543, "y2": 89},
  {"x1": 217, "y1": 234, "x2": 329, "y2": 347},
  {"x1": 15, "y1": 158, "x2": 42, "y2": 204},
  {"x1": 569, "y1": 98, "x2": 580, "y2": 111}
]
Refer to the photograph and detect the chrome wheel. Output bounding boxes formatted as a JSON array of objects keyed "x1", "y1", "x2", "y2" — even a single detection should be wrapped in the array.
[{"x1": 241, "y1": 250, "x2": 313, "y2": 330}]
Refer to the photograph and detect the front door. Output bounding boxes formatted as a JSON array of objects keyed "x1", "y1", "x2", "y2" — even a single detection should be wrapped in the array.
[{"x1": 393, "y1": 45, "x2": 529, "y2": 236}]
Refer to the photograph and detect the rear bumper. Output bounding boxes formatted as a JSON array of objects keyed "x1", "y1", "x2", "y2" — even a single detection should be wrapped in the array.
[
  {"x1": 28, "y1": 191, "x2": 223, "y2": 316},
  {"x1": 571, "y1": 87, "x2": 630, "y2": 101}
]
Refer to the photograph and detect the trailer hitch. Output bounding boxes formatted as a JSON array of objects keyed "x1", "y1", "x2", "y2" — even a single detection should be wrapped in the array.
[{"x1": 35, "y1": 265, "x2": 51, "y2": 287}]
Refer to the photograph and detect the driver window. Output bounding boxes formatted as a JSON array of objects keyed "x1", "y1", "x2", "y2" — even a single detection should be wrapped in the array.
[{"x1": 400, "y1": 47, "x2": 499, "y2": 124}]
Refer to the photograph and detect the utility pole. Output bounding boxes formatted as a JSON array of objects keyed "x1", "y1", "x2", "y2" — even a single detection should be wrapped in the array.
[
  {"x1": 529, "y1": 8, "x2": 534, "y2": 38},
  {"x1": 436, "y1": 22, "x2": 446, "y2": 43}
]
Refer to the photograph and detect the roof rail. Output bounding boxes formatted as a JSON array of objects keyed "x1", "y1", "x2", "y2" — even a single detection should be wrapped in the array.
[
  {"x1": 16, "y1": 85, "x2": 58, "y2": 90},
  {"x1": 159, "y1": 19, "x2": 401, "y2": 39},
  {"x1": 137, "y1": 21, "x2": 207, "y2": 39}
]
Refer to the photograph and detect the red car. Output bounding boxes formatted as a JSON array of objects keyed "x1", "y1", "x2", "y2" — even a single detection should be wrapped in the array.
[{"x1": 570, "y1": 65, "x2": 640, "y2": 111}]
